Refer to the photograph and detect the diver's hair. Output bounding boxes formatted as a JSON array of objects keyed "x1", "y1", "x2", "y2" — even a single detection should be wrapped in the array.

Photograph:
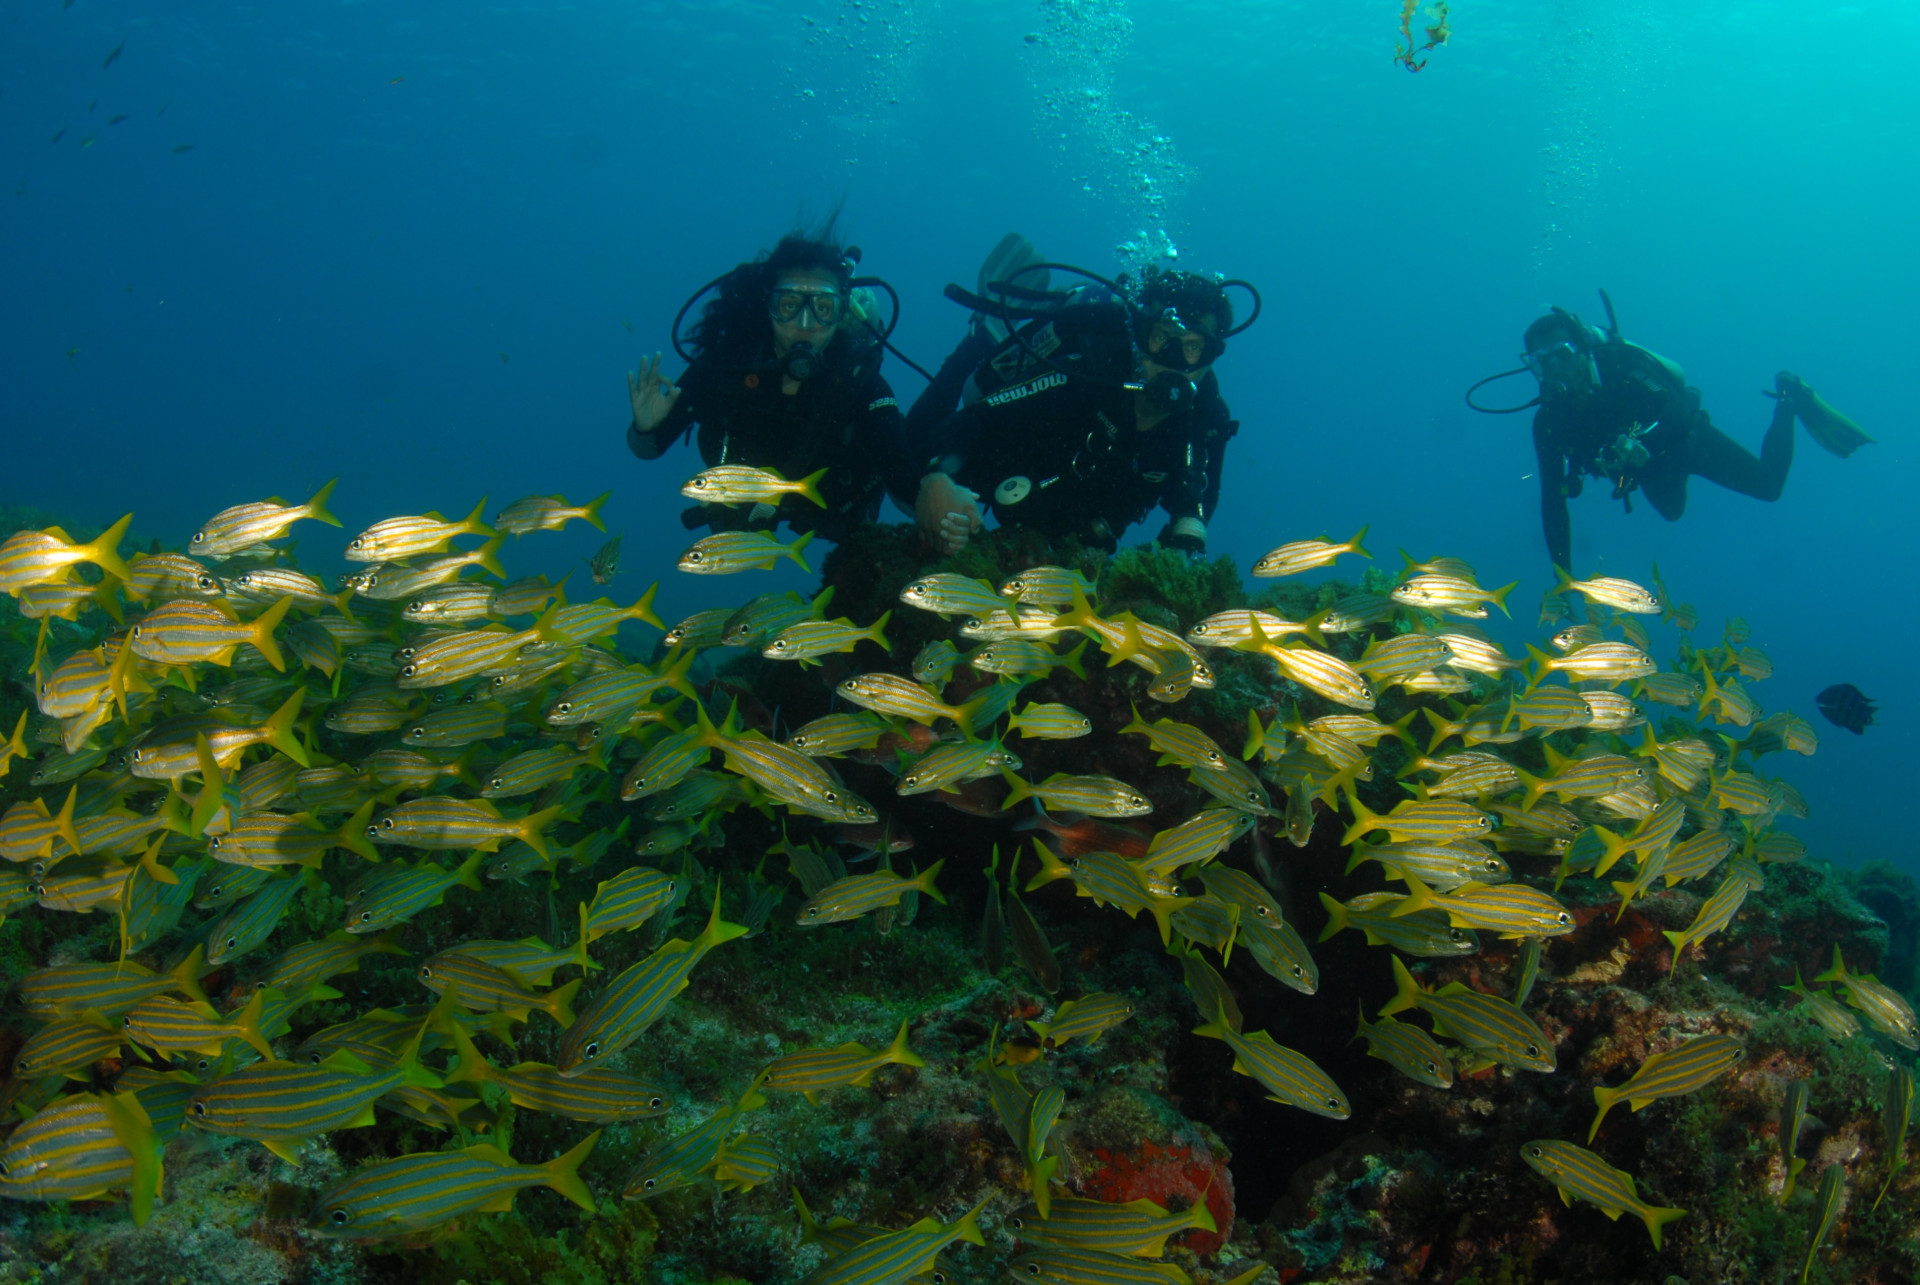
[
  {"x1": 1524, "y1": 311, "x2": 1589, "y2": 352},
  {"x1": 686, "y1": 214, "x2": 856, "y2": 368},
  {"x1": 1125, "y1": 267, "x2": 1234, "y2": 338}
]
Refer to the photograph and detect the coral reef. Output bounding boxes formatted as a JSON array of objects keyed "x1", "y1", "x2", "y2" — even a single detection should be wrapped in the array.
[{"x1": 0, "y1": 500, "x2": 1917, "y2": 1285}]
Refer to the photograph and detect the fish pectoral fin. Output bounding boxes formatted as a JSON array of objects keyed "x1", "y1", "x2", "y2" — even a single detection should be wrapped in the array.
[
  {"x1": 480, "y1": 1192, "x2": 518, "y2": 1213},
  {"x1": 347, "y1": 1106, "x2": 379, "y2": 1128},
  {"x1": 262, "y1": 1138, "x2": 303, "y2": 1165},
  {"x1": 1557, "y1": 1187, "x2": 1573, "y2": 1207}
]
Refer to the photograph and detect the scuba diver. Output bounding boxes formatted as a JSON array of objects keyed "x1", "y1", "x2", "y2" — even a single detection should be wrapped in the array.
[
  {"x1": 1466, "y1": 290, "x2": 1871, "y2": 572},
  {"x1": 625, "y1": 223, "x2": 917, "y2": 543},
  {"x1": 907, "y1": 234, "x2": 1259, "y2": 557}
]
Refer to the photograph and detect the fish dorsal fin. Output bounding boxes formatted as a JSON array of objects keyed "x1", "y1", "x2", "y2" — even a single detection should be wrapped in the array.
[{"x1": 465, "y1": 1143, "x2": 516, "y2": 1166}]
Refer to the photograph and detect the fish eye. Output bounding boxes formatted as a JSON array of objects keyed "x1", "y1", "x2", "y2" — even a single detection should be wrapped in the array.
[
  {"x1": 1023, "y1": 1268, "x2": 1042, "y2": 1279},
  {"x1": 131, "y1": 625, "x2": 142, "y2": 637},
  {"x1": 584, "y1": 1043, "x2": 599, "y2": 1059},
  {"x1": 1449, "y1": 930, "x2": 1467, "y2": 942},
  {"x1": 191, "y1": 532, "x2": 205, "y2": 544},
  {"x1": 408, "y1": 728, "x2": 425, "y2": 740},
  {"x1": 380, "y1": 818, "x2": 395, "y2": 830},
  {"x1": 1425, "y1": 1061, "x2": 1438, "y2": 1073},
  {"x1": 556, "y1": 702, "x2": 573, "y2": 715},
  {"x1": 686, "y1": 552, "x2": 702, "y2": 563},
  {"x1": 1556, "y1": 913, "x2": 1572, "y2": 925},
  {"x1": 1291, "y1": 965, "x2": 1304, "y2": 977},
  {"x1": 1484, "y1": 859, "x2": 1500, "y2": 871},
  {"x1": 804, "y1": 907, "x2": 819, "y2": 918},
  {"x1": 1327, "y1": 1096, "x2": 1341, "y2": 1108},
  {"x1": 1529, "y1": 1146, "x2": 1543, "y2": 1158},
  {"x1": 490, "y1": 778, "x2": 505, "y2": 790},
  {"x1": 419, "y1": 967, "x2": 433, "y2": 979},
  {"x1": 328, "y1": 1207, "x2": 350, "y2": 1226},
  {"x1": 402, "y1": 665, "x2": 417, "y2": 677},
  {"x1": 1526, "y1": 1043, "x2": 1540, "y2": 1057},
  {"x1": 192, "y1": 1102, "x2": 206, "y2": 1116},
  {"x1": 358, "y1": 912, "x2": 372, "y2": 924},
  {"x1": 643, "y1": 1177, "x2": 657, "y2": 1191},
  {"x1": 771, "y1": 641, "x2": 786, "y2": 651}
]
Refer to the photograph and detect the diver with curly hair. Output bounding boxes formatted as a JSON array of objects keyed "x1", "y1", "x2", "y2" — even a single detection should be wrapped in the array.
[
  {"x1": 625, "y1": 222, "x2": 914, "y2": 543},
  {"x1": 1467, "y1": 291, "x2": 1870, "y2": 572},
  {"x1": 907, "y1": 237, "x2": 1256, "y2": 557}
]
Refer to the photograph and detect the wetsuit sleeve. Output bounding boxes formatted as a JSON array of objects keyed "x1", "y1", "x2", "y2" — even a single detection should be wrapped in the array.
[
  {"x1": 904, "y1": 327, "x2": 997, "y2": 445},
  {"x1": 1533, "y1": 407, "x2": 1573, "y2": 572},
  {"x1": 859, "y1": 371, "x2": 917, "y2": 515},
  {"x1": 925, "y1": 403, "x2": 991, "y2": 491}
]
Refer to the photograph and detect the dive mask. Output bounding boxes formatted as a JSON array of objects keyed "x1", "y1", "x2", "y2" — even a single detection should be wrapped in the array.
[{"x1": 769, "y1": 288, "x2": 847, "y2": 327}]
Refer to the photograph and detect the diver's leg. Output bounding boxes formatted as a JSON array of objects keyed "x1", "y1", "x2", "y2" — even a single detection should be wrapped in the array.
[
  {"x1": 1639, "y1": 468, "x2": 1690, "y2": 521},
  {"x1": 1688, "y1": 400, "x2": 1795, "y2": 502}
]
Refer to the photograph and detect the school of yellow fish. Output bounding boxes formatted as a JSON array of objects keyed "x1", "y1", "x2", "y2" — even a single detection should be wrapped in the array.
[{"x1": 0, "y1": 467, "x2": 1901, "y2": 1281}]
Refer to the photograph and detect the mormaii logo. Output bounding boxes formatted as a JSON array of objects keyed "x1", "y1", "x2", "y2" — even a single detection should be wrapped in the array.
[{"x1": 982, "y1": 372, "x2": 1067, "y2": 407}]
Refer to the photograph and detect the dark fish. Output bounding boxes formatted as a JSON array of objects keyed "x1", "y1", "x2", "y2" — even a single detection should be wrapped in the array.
[
  {"x1": 1006, "y1": 869, "x2": 1059, "y2": 994},
  {"x1": 588, "y1": 534, "x2": 622, "y2": 585},
  {"x1": 979, "y1": 845, "x2": 1006, "y2": 973},
  {"x1": 1815, "y1": 683, "x2": 1876, "y2": 735},
  {"x1": 103, "y1": 39, "x2": 126, "y2": 69},
  {"x1": 108, "y1": 114, "x2": 128, "y2": 125},
  {"x1": 172, "y1": 144, "x2": 195, "y2": 154},
  {"x1": 51, "y1": 129, "x2": 66, "y2": 143}
]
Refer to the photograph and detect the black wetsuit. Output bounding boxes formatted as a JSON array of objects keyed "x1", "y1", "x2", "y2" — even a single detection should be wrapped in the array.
[
  {"x1": 912, "y1": 313, "x2": 1237, "y2": 551},
  {"x1": 1532, "y1": 340, "x2": 1795, "y2": 570},
  {"x1": 627, "y1": 334, "x2": 910, "y2": 543}
]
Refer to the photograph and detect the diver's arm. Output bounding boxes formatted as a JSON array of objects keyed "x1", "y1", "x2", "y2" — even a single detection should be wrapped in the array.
[
  {"x1": 916, "y1": 405, "x2": 988, "y2": 553},
  {"x1": 1533, "y1": 411, "x2": 1573, "y2": 572}
]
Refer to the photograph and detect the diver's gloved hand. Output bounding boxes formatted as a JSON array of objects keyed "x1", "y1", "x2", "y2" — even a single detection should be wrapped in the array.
[
  {"x1": 627, "y1": 352, "x2": 682, "y2": 433},
  {"x1": 916, "y1": 472, "x2": 983, "y2": 557},
  {"x1": 1158, "y1": 517, "x2": 1207, "y2": 557}
]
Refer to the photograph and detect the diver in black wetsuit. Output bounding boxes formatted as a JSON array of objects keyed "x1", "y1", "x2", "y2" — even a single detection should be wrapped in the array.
[
  {"x1": 625, "y1": 226, "x2": 913, "y2": 544},
  {"x1": 1472, "y1": 294, "x2": 1863, "y2": 572},
  {"x1": 907, "y1": 243, "x2": 1255, "y2": 557}
]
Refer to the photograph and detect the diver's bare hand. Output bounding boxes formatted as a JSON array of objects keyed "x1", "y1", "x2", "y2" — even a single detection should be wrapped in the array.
[
  {"x1": 916, "y1": 472, "x2": 983, "y2": 557},
  {"x1": 627, "y1": 353, "x2": 682, "y2": 432}
]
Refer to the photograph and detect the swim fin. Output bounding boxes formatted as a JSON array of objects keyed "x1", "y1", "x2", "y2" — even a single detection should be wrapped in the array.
[
  {"x1": 975, "y1": 233, "x2": 1047, "y2": 342},
  {"x1": 1776, "y1": 371, "x2": 1873, "y2": 458}
]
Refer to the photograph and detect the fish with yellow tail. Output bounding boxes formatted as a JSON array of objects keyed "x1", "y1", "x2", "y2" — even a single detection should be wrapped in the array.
[
  {"x1": 0, "y1": 1090, "x2": 164, "y2": 1226},
  {"x1": 345, "y1": 497, "x2": 493, "y2": 562},
  {"x1": 1251, "y1": 525, "x2": 1371, "y2": 577},
  {"x1": 1813, "y1": 944, "x2": 1920, "y2": 1049},
  {"x1": 312, "y1": 1131, "x2": 597, "y2": 1237},
  {"x1": 191, "y1": 479, "x2": 341, "y2": 558},
  {"x1": 1587, "y1": 1033, "x2": 1744, "y2": 1142},
  {"x1": 1521, "y1": 1139, "x2": 1686, "y2": 1248},
  {"x1": 758, "y1": 1018, "x2": 925, "y2": 1103},
  {"x1": 0, "y1": 514, "x2": 133, "y2": 595},
  {"x1": 682, "y1": 464, "x2": 828, "y2": 507}
]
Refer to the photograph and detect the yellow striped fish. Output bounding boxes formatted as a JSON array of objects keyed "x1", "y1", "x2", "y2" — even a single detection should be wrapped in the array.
[
  {"x1": 1192, "y1": 1014, "x2": 1349, "y2": 1118},
  {"x1": 129, "y1": 597, "x2": 292, "y2": 670},
  {"x1": 1588, "y1": 1033, "x2": 1744, "y2": 1141},
  {"x1": 1661, "y1": 875, "x2": 1752, "y2": 975},
  {"x1": 1251, "y1": 526, "x2": 1371, "y2": 577},
  {"x1": 1028, "y1": 994, "x2": 1134, "y2": 1050},
  {"x1": 0, "y1": 515, "x2": 134, "y2": 595},
  {"x1": 800, "y1": 1201, "x2": 987, "y2": 1285},
  {"x1": 1800, "y1": 1163, "x2": 1844, "y2": 1284},
  {"x1": 1341, "y1": 796, "x2": 1490, "y2": 846},
  {"x1": 311, "y1": 1131, "x2": 597, "y2": 1237},
  {"x1": 1390, "y1": 874, "x2": 1575, "y2": 939},
  {"x1": 1354, "y1": 1006, "x2": 1454, "y2": 1089},
  {"x1": 12, "y1": 1010, "x2": 123, "y2": 1079},
  {"x1": 186, "y1": 1041, "x2": 442, "y2": 1163},
  {"x1": 797, "y1": 862, "x2": 946, "y2": 926},
  {"x1": 1815, "y1": 945, "x2": 1920, "y2": 1049},
  {"x1": 192, "y1": 481, "x2": 340, "y2": 557},
  {"x1": 1007, "y1": 1193, "x2": 1217, "y2": 1258},
  {"x1": 371, "y1": 798, "x2": 567, "y2": 857},
  {"x1": 0, "y1": 1090, "x2": 163, "y2": 1224},
  {"x1": 416, "y1": 950, "x2": 580, "y2": 1027},
  {"x1": 678, "y1": 528, "x2": 814, "y2": 575},
  {"x1": 445, "y1": 1025, "x2": 669, "y2": 1124},
  {"x1": 1383, "y1": 955, "x2": 1555, "y2": 1072},
  {"x1": 758, "y1": 1019, "x2": 925, "y2": 1103},
  {"x1": 1521, "y1": 1139, "x2": 1685, "y2": 1248},
  {"x1": 556, "y1": 890, "x2": 748, "y2": 1074}
]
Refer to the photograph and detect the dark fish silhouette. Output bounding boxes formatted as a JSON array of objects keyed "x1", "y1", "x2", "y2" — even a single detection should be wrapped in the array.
[
  {"x1": 1816, "y1": 684, "x2": 1876, "y2": 735},
  {"x1": 102, "y1": 39, "x2": 125, "y2": 70}
]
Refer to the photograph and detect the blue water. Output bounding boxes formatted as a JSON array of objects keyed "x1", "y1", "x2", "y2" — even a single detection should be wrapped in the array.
[{"x1": 3, "y1": 1, "x2": 1912, "y2": 869}]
